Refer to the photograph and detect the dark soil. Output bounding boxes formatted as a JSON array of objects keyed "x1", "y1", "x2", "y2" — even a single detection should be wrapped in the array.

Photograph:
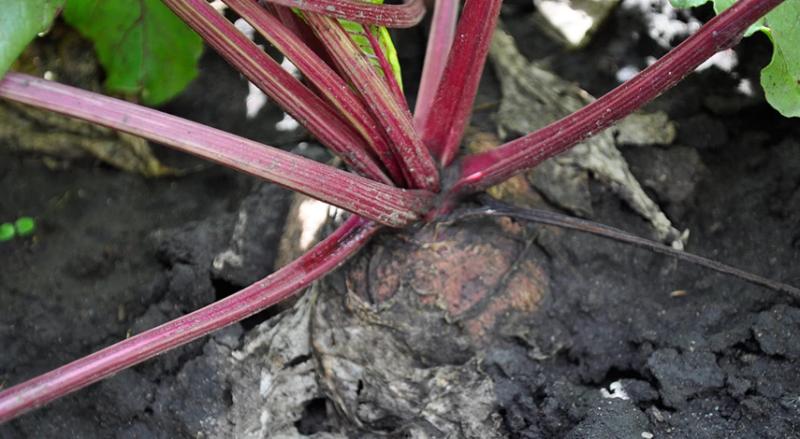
[{"x1": 1, "y1": 2, "x2": 799, "y2": 438}]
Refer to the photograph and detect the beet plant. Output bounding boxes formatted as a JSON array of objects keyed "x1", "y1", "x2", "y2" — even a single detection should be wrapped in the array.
[{"x1": 0, "y1": 0, "x2": 797, "y2": 424}]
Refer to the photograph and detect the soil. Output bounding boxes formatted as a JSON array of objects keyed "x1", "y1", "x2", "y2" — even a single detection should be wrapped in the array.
[{"x1": 2, "y1": 2, "x2": 799, "y2": 438}]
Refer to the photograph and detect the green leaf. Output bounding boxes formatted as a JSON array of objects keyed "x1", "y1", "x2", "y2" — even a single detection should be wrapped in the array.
[
  {"x1": 761, "y1": 44, "x2": 800, "y2": 117},
  {"x1": 295, "y1": 1, "x2": 403, "y2": 89},
  {"x1": 338, "y1": 12, "x2": 404, "y2": 90},
  {"x1": 0, "y1": 0, "x2": 64, "y2": 78},
  {"x1": 0, "y1": 223, "x2": 15, "y2": 242},
  {"x1": 14, "y1": 217, "x2": 36, "y2": 237},
  {"x1": 669, "y1": 0, "x2": 711, "y2": 8},
  {"x1": 63, "y1": 0, "x2": 203, "y2": 105},
  {"x1": 761, "y1": 1, "x2": 800, "y2": 117}
]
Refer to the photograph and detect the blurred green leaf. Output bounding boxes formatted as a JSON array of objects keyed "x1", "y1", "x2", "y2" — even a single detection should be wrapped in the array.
[
  {"x1": 14, "y1": 217, "x2": 36, "y2": 237},
  {"x1": 0, "y1": 0, "x2": 64, "y2": 77},
  {"x1": 63, "y1": 0, "x2": 203, "y2": 105},
  {"x1": 0, "y1": 223, "x2": 15, "y2": 242}
]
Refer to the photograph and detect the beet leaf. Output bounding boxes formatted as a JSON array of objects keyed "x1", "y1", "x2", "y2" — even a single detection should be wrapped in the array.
[
  {"x1": 0, "y1": 0, "x2": 64, "y2": 77},
  {"x1": 62, "y1": 0, "x2": 203, "y2": 105}
]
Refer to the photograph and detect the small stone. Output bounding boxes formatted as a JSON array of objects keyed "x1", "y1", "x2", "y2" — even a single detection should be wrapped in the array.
[
  {"x1": 615, "y1": 112, "x2": 677, "y2": 146},
  {"x1": 647, "y1": 348, "x2": 724, "y2": 408},
  {"x1": 565, "y1": 399, "x2": 649, "y2": 439},
  {"x1": 534, "y1": 0, "x2": 620, "y2": 48},
  {"x1": 625, "y1": 146, "x2": 705, "y2": 206},
  {"x1": 619, "y1": 379, "x2": 659, "y2": 403},
  {"x1": 753, "y1": 305, "x2": 800, "y2": 360}
]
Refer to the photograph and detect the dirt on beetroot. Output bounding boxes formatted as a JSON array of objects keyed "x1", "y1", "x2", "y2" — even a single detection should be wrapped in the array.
[{"x1": 2, "y1": 2, "x2": 800, "y2": 438}]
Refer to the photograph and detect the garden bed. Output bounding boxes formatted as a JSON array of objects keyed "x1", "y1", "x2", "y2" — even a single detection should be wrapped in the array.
[{"x1": 1, "y1": 2, "x2": 798, "y2": 437}]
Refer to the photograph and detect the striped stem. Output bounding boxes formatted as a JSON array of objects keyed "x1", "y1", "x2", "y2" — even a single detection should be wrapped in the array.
[
  {"x1": 0, "y1": 73, "x2": 434, "y2": 227},
  {"x1": 224, "y1": 0, "x2": 407, "y2": 185},
  {"x1": 0, "y1": 215, "x2": 380, "y2": 423},
  {"x1": 305, "y1": 14, "x2": 441, "y2": 191},
  {"x1": 164, "y1": 0, "x2": 392, "y2": 184},
  {"x1": 264, "y1": 0, "x2": 426, "y2": 27}
]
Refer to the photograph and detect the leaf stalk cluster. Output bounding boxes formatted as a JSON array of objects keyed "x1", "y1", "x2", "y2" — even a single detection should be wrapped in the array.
[{"x1": 0, "y1": 0, "x2": 786, "y2": 422}]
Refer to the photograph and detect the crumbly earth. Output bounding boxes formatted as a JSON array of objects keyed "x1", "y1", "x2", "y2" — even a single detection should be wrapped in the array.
[{"x1": 1, "y1": 2, "x2": 799, "y2": 438}]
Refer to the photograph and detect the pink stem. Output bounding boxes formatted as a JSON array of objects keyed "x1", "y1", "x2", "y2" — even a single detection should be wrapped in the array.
[
  {"x1": 224, "y1": 0, "x2": 407, "y2": 185},
  {"x1": 305, "y1": 14, "x2": 441, "y2": 191},
  {"x1": 263, "y1": 0, "x2": 426, "y2": 27},
  {"x1": 270, "y1": 3, "x2": 340, "y2": 71},
  {"x1": 365, "y1": 26, "x2": 407, "y2": 109},
  {"x1": 451, "y1": 0, "x2": 785, "y2": 196},
  {"x1": 413, "y1": 0, "x2": 459, "y2": 131},
  {"x1": 0, "y1": 215, "x2": 380, "y2": 423},
  {"x1": 164, "y1": 0, "x2": 392, "y2": 184},
  {"x1": 421, "y1": 0, "x2": 502, "y2": 166},
  {"x1": 0, "y1": 73, "x2": 434, "y2": 227}
]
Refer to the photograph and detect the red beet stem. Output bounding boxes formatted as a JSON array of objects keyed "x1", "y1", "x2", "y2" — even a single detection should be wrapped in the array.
[
  {"x1": 364, "y1": 25, "x2": 407, "y2": 108},
  {"x1": 164, "y1": 0, "x2": 392, "y2": 184},
  {"x1": 305, "y1": 14, "x2": 441, "y2": 191},
  {"x1": 0, "y1": 73, "x2": 435, "y2": 227},
  {"x1": 421, "y1": 0, "x2": 502, "y2": 166},
  {"x1": 413, "y1": 0, "x2": 459, "y2": 131},
  {"x1": 0, "y1": 215, "x2": 380, "y2": 423},
  {"x1": 224, "y1": 0, "x2": 407, "y2": 185},
  {"x1": 452, "y1": 0, "x2": 785, "y2": 195},
  {"x1": 263, "y1": 0, "x2": 426, "y2": 28}
]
